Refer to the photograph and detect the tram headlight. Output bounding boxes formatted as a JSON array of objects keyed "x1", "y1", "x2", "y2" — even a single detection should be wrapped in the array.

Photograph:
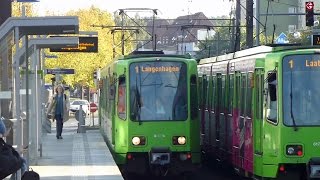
[
  {"x1": 178, "y1": 136, "x2": 186, "y2": 145},
  {"x1": 286, "y1": 145, "x2": 303, "y2": 156},
  {"x1": 173, "y1": 136, "x2": 186, "y2": 145},
  {"x1": 287, "y1": 147, "x2": 295, "y2": 155},
  {"x1": 132, "y1": 137, "x2": 140, "y2": 145},
  {"x1": 132, "y1": 136, "x2": 146, "y2": 146}
]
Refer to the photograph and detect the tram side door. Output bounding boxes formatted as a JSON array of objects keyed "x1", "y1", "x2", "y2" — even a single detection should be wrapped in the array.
[{"x1": 253, "y1": 68, "x2": 264, "y2": 175}]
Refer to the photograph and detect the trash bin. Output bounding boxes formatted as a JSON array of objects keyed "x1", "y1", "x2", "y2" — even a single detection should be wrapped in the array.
[{"x1": 75, "y1": 106, "x2": 86, "y2": 133}]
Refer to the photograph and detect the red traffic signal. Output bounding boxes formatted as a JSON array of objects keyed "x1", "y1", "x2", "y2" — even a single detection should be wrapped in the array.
[
  {"x1": 306, "y1": 1, "x2": 314, "y2": 10},
  {"x1": 306, "y1": 1, "x2": 314, "y2": 26}
]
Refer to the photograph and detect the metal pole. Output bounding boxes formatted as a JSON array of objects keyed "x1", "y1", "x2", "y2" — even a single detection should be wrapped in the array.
[
  {"x1": 246, "y1": 0, "x2": 253, "y2": 48},
  {"x1": 256, "y1": 0, "x2": 260, "y2": 46},
  {"x1": 35, "y1": 47, "x2": 40, "y2": 164},
  {"x1": 21, "y1": 5, "x2": 30, "y2": 171},
  {"x1": 230, "y1": 18, "x2": 235, "y2": 52},
  {"x1": 112, "y1": 32, "x2": 116, "y2": 58},
  {"x1": 235, "y1": 0, "x2": 241, "y2": 51},
  {"x1": 14, "y1": 26, "x2": 22, "y2": 180},
  {"x1": 39, "y1": 50, "x2": 44, "y2": 157},
  {"x1": 152, "y1": 12, "x2": 156, "y2": 51},
  {"x1": 24, "y1": 34, "x2": 30, "y2": 170},
  {"x1": 121, "y1": 12, "x2": 125, "y2": 55},
  {"x1": 217, "y1": 32, "x2": 220, "y2": 56},
  {"x1": 182, "y1": 30, "x2": 185, "y2": 54},
  {"x1": 0, "y1": 37, "x2": 10, "y2": 118},
  {"x1": 311, "y1": 26, "x2": 314, "y2": 46},
  {"x1": 154, "y1": 34, "x2": 157, "y2": 51}
]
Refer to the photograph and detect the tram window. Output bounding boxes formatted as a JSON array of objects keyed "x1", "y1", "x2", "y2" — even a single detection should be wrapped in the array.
[
  {"x1": 266, "y1": 72, "x2": 277, "y2": 122},
  {"x1": 217, "y1": 74, "x2": 222, "y2": 111},
  {"x1": 235, "y1": 74, "x2": 241, "y2": 113},
  {"x1": 259, "y1": 74, "x2": 264, "y2": 119},
  {"x1": 190, "y1": 75, "x2": 198, "y2": 119},
  {"x1": 255, "y1": 72, "x2": 263, "y2": 119},
  {"x1": 118, "y1": 76, "x2": 126, "y2": 120},
  {"x1": 246, "y1": 73, "x2": 253, "y2": 117},
  {"x1": 240, "y1": 74, "x2": 246, "y2": 116},
  {"x1": 206, "y1": 76, "x2": 210, "y2": 108},
  {"x1": 198, "y1": 77, "x2": 203, "y2": 107},
  {"x1": 202, "y1": 76, "x2": 207, "y2": 108},
  {"x1": 212, "y1": 76, "x2": 216, "y2": 110},
  {"x1": 221, "y1": 75, "x2": 226, "y2": 109},
  {"x1": 109, "y1": 84, "x2": 115, "y2": 100},
  {"x1": 228, "y1": 75, "x2": 234, "y2": 114},
  {"x1": 109, "y1": 75, "x2": 116, "y2": 100}
]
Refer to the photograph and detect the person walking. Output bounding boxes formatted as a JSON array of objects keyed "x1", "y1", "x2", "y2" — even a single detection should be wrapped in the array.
[{"x1": 47, "y1": 84, "x2": 70, "y2": 139}]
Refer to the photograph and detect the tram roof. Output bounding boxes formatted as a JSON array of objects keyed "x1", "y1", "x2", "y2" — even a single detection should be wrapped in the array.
[
  {"x1": 118, "y1": 50, "x2": 193, "y2": 60},
  {"x1": 198, "y1": 44, "x2": 320, "y2": 65}
]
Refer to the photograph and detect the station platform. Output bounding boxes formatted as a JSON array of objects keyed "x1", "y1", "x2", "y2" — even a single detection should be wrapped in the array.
[{"x1": 30, "y1": 117, "x2": 124, "y2": 180}]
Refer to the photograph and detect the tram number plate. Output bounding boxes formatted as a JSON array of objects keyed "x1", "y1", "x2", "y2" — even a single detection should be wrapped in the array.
[{"x1": 150, "y1": 153, "x2": 170, "y2": 165}]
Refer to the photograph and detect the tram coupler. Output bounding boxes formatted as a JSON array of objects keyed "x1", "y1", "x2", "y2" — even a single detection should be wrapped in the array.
[
  {"x1": 307, "y1": 157, "x2": 320, "y2": 178},
  {"x1": 149, "y1": 147, "x2": 171, "y2": 165}
]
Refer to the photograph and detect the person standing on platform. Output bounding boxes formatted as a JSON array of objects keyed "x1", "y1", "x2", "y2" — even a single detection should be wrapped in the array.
[
  {"x1": 0, "y1": 117, "x2": 27, "y2": 178},
  {"x1": 47, "y1": 84, "x2": 70, "y2": 139}
]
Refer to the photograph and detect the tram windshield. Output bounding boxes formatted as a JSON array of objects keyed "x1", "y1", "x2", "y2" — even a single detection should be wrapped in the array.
[
  {"x1": 283, "y1": 54, "x2": 320, "y2": 126},
  {"x1": 129, "y1": 61, "x2": 187, "y2": 121}
]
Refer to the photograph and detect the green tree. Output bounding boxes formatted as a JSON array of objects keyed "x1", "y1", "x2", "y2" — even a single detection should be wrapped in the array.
[
  {"x1": 196, "y1": 16, "x2": 275, "y2": 60},
  {"x1": 287, "y1": 31, "x2": 312, "y2": 45}
]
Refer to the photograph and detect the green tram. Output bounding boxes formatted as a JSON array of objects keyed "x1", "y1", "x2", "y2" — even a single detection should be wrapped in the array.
[
  {"x1": 99, "y1": 51, "x2": 200, "y2": 176},
  {"x1": 198, "y1": 45, "x2": 320, "y2": 179}
]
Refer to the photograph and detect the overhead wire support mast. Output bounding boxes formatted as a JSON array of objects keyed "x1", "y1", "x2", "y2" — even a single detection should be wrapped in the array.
[
  {"x1": 118, "y1": 8, "x2": 158, "y2": 53},
  {"x1": 92, "y1": 8, "x2": 158, "y2": 55},
  {"x1": 110, "y1": 28, "x2": 140, "y2": 58}
]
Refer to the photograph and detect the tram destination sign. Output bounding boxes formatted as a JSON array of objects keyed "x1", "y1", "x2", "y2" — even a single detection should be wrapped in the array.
[
  {"x1": 50, "y1": 36, "x2": 98, "y2": 53},
  {"x1": 46, "y1": 68, "x2": 75, "y2": 74}
]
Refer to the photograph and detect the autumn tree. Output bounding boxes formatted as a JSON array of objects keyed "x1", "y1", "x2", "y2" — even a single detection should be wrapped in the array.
[
  {"x1": 44, "y1": 6, "x2": 115, "y2": 88},
  {"x1": 11, "y1": 2, "x2": 34, "y2": 17}
]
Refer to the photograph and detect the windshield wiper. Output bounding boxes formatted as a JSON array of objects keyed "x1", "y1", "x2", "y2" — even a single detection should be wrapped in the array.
[
  {"x1": 164, "y1": 83, "x2": 177, "y2": 88},
  {"x1": 290, "y1": 70, "x2": 298, "y2": 131}
]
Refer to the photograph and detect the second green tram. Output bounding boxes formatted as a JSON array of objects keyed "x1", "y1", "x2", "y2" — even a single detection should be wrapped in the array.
[{"x1": 198, "y1": 45, "x2": 320, "y2": 179}]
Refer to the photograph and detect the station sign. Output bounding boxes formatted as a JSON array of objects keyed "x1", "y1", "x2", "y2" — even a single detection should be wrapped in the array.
[
  {"x1": 275, "y1": 32, "x2": 288, "y2": 44},
  {"x1": 313, "y1": 35, "x2": 320, "y2": 46},
  {"x1": 50, "y1": 36, "x2": 98, "y2": 53},
  {"x1": 46, "y1": 68, "x2": 75, "y2": 74}
]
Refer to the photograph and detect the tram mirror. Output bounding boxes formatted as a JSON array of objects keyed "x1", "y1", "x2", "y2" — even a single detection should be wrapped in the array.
[
  {"x1": 266, "y1": 72, "x2": 277, "y2": 122},
  {"x1": 109, "y1": 85, "x2": 115, "y2": 100}
]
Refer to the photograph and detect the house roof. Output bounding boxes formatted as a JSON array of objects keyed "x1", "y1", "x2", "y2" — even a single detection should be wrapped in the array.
[{"x1": 143, "y1": 12, "x2": 214, "y2": 50}]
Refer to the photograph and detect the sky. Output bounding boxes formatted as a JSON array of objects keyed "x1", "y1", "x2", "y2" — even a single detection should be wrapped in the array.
[{"x1": 34, "y1": 0, "x2": 234, "y2": 18}]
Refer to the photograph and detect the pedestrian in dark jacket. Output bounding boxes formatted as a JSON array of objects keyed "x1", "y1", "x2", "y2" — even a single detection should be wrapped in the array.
[{"x1": 47, "y1": 84, "x2": 70, "y2": 139}]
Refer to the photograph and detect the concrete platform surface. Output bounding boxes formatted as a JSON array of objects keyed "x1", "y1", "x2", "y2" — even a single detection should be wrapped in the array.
[{"x1": 30, "y1": 118, "x2": 123, "y2": 180}]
